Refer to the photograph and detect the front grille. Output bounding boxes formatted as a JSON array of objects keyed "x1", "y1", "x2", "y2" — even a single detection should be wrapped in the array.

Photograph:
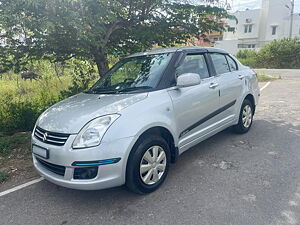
[
  {"x1": 36, "y1": 157, "x2": 66, "y2": 176},
  {"x1": 34, "y1": 126, "x2": 69, "y2": 146}
]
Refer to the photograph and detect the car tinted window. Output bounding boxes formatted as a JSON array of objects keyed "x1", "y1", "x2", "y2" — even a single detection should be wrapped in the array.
[
  {"x1": 226, "y1": 55, "x2": 238, "y2": 71},
  {"x1": 176, "y1": 54, "x2": 210, "y2": 79},
  {"x1": 210, "y1": 53, "x2": 230, "y2": 75}
]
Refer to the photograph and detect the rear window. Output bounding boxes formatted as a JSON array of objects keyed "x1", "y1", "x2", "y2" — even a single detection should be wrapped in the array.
[
  {"x1": 226, "y1": 55, "x2": 238, "y2": 71},
  {"x1": 210, "y1": 53, "x2": 230, "y2": 75}
]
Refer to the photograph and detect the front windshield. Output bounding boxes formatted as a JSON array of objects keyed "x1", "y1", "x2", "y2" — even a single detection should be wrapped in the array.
[{"x1": 88, "y1": 53, "x2": 173, "y2": 94}]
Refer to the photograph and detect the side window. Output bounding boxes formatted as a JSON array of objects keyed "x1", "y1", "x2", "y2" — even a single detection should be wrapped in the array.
[
  {"x1": 176, "y1": 54, "x2": 210, "y2": 79},
  {"x1": 210, "y1": 53, "x2": 230, "y2": 75},
  {"x1": 226, "y1": 55, "x2": 238, "y2": 71}
]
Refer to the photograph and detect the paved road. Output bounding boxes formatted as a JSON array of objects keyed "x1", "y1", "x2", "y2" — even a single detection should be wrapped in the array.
[{"x1": 1, "y1": 74, "x2": 300, "y2": 225}]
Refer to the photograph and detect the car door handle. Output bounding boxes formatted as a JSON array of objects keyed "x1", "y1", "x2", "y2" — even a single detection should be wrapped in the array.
[
  {"x1": 209, "y1": 82, "x2": 219, "y2": 89},
  {"x1": 238, "y1": 75, "x2": 245, "y2": 80}
]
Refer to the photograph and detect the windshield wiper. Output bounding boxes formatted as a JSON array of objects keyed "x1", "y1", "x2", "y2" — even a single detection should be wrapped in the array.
[
  {"x1": 117, "y1": 86, "x2": 153, "y2": 93},
  {"x1": 85, "y1": 88, "x2": 118, "y2": 94},
  {"x1": 86, "y1": 86, "x2": 153, "y2": 94}
]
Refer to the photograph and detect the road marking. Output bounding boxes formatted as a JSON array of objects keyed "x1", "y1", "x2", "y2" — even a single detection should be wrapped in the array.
[
  {"x1": 260, "y1": 81, "x2": 271, "y2": 92},
  {"x1": 0, "y1": 177, "x2": 44, "y2": 197}
]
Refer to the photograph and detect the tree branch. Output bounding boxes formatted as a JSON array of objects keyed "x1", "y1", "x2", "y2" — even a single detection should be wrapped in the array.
[{"x1": 103, "y1": 20, "x2": 122, "y2": 45}]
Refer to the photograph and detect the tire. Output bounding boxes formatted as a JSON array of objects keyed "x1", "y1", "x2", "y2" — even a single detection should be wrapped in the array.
[
  {"x1": 233, "y1": 99, "x2": 254, "y2": 134},
  {"x1": 126, "y1": 135, "x2": 171, "y2": 194}
]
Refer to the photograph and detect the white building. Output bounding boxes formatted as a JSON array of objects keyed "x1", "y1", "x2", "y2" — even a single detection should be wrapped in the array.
[{"x1": 216, "y1": 0, "x2": 300, "y2": 55}]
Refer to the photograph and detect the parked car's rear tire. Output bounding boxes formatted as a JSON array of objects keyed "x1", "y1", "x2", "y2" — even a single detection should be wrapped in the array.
[
  {"x1": 126, "y1": 135, "x2": 170, "y2": 194},
  {"x1": 233, "y1": 99, "x2": 254, "y2": 134}
]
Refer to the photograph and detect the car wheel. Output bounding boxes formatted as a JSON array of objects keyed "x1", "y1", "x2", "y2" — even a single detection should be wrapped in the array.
[
  {"x1": 233, "y1": 99, "x2": 254, "y2": 134},
  {"x1": 126, "y1": 135, "x2": 170, "y2": 194}
]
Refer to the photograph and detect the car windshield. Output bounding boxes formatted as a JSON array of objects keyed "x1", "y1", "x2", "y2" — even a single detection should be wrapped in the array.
[{"x1": 87, "y1": 53, "x2": 173, "y2": 94}]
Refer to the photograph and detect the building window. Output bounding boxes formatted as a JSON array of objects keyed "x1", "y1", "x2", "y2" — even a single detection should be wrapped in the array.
[
  {"x1": 249, "y1": 24, "x2": 253, "y2": 33},
  {"x1": 228, "y1": 27, "x2": 235, "y2": 32},
  {"x1": 238, "y1": 44, "x2": 256, "y2": 49},
  {"x1": 272, "y1": 26, "x2": 277, "y2": 35},
  {"x1": 244, "y1": 24, "x2": 253, "y2": 33}
]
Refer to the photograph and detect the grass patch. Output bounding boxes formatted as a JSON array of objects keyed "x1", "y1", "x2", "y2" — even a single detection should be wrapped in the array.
[
  {"x1": 0, "y1": 171, "x2": 9, "y2": 183},
  {"x1": 0, "y1": 132, "x2": 31, "y2": 157},
  {"x1": 0, "y1": 76, "x2": 73, "y2": 133},
  {"x1": 257, "y1": 73, "x2": 281, "y2": 82}
]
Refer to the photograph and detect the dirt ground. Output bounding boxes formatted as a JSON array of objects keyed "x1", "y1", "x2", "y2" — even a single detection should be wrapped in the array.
[{"x1": 0, "y1": 143, "x2": 39, "y2": 192}]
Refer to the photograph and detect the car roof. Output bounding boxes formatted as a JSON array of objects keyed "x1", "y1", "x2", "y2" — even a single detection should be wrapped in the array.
[{"x1": 127, "y1": 46, "x2": 228, "y2": 57}]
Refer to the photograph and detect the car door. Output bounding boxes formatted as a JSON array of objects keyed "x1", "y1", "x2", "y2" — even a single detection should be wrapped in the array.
[
  {"x1": 209, "y1": 53, "x2": 244, "y2": 124},
  {"x1": 168, "y1": 53, "x2": 219, "y2": 151}
]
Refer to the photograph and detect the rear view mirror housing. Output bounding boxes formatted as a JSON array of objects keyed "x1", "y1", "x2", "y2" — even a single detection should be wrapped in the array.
[{"x1": 176, "y1": 73, "x2": 201, "y2": 88}]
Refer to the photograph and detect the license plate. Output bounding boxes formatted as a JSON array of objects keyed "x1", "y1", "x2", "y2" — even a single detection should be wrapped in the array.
[{"x1": 32, "y1": 145, "x2": 49, "y2": 159}]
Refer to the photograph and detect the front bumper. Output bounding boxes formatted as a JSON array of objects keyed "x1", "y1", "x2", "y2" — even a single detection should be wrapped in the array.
[{"x1": 32, "y1": 134, "x2": 136, "y2": 190}]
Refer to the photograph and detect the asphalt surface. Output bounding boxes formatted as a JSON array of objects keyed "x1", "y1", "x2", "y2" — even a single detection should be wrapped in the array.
[{"x1": 1, "y1": 73, "x2": 300, "y2": 225}]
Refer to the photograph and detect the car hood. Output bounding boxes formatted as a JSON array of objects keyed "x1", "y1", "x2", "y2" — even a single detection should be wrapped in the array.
[{"x1": 36, "y1": 92, "x2": 148, "y2": 134}]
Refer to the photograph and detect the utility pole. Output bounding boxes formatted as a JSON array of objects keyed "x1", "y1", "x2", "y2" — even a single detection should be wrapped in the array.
[{"x1": 289, "y1": 0, "x2": 295, "y2": 39}]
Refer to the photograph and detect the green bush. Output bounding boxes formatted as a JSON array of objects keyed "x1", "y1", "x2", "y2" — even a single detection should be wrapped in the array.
[
  {"x1": 236, "y1": 49, "x2": 258, "y2": 68},
  {"x1": 257, "y1": 38, "x2": 300, "y2": 69},
  {"x1": 236, "y1": 38, "x2": 300, "y2": 69}
]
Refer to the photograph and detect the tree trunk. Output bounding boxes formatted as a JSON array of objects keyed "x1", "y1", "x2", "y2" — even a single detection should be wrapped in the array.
[{"x1": 93, "y1": 52, "x2": 109, "y2": 77}]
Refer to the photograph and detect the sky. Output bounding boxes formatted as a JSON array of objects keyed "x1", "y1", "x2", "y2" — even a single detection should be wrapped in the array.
[{"x1": 231, "y1": 0, "x2": 300, "y2": 12}]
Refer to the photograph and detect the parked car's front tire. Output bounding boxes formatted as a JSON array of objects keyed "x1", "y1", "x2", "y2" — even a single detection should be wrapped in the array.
[
  {"x1": 126, "y1": 135, "x2": 170, "y2": 194},
  {"x1": 233, "y1": 99, "x2": 254, "y2": 134}
]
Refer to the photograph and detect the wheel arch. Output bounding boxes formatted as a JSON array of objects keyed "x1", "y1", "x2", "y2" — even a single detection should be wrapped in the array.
[
  {"x1": 131, "y1": 126, "x2": 178, "y2": 164},
  {"x1": 244, "y1": 94, "x2": 256, "y2": 114}
]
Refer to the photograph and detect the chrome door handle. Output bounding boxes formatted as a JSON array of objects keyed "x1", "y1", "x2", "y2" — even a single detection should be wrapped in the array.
[
  {"x1": 209, "y1": 82, "x2": 219, "y2": 89},
  {"x1": 238, "y1": 74, "x2": 245, "y2": 80}
]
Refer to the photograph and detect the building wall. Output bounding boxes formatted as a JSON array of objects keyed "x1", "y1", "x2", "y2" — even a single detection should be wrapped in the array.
[
  {"x1": 235, "y1": 9, "x2": 261, "y2": 40},
  {"x1": 216, "y1": 0, "x2": 300, "y2": 55},
  {"x1": 263, "y1": 0, "x2": 290, "y2": 42},
  {"x1": 215, "y1": 40, "x2": 239, "y2": 55}
]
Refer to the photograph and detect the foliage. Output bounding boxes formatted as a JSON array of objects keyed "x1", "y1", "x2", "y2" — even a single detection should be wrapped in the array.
[
  {"x1": 0, "y1": 76, "x2": 72, "y2": 133},
  {"x1": 237, "y1": 38, "x2": 300, "y2": 69},
  {"x1": 256, "y1": 38, "x2": 300, "y2": 69},
  {"x1": 0, "y1": 171, "x2": 9, "y2": 183},
  {"x1": 236, "y1": 49, "x2": 258, "y2": 68},
  {"x1": 0, "y1": 56, "x2": 100, "y2": 134},
  {"x1": 236, "y1": 49, "x2": 258, "y2": 59},
  {"x1": 0, "y1": 0, "x2": 231, "y2": 76},
  {"x1": 0, "y1": 132, "x2": 31, "y2": 156}
]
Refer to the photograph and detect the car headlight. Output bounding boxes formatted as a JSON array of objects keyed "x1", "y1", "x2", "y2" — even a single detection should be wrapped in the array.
[{"x1": 72, "y1": 114, "x2": 120, "y2": 149}]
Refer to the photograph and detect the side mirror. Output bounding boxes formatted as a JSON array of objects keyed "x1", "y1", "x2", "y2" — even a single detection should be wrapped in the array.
[{"x1": 176, "y1": 73, "x2": 201, "y2": 88}]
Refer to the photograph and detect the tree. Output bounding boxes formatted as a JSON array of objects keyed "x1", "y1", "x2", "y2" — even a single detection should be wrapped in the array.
[{"x1": 0, "y1": 0, "x2": 232, "y2": 76}]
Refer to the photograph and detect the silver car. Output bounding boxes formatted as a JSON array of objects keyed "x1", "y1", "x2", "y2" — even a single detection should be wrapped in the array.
[{"x1": 32, "y1": 47, "x2": 259, "y2": 194}]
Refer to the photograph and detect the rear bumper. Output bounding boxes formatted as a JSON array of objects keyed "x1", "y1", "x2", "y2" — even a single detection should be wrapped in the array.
[{"x1": 32, "y1": 135, "x2": 136, "y2": 190}]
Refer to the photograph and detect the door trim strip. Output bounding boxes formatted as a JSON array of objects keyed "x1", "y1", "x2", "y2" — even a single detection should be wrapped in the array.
[{"x1": 179, "y1": 100, "x2": 236, "y2": 138}]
